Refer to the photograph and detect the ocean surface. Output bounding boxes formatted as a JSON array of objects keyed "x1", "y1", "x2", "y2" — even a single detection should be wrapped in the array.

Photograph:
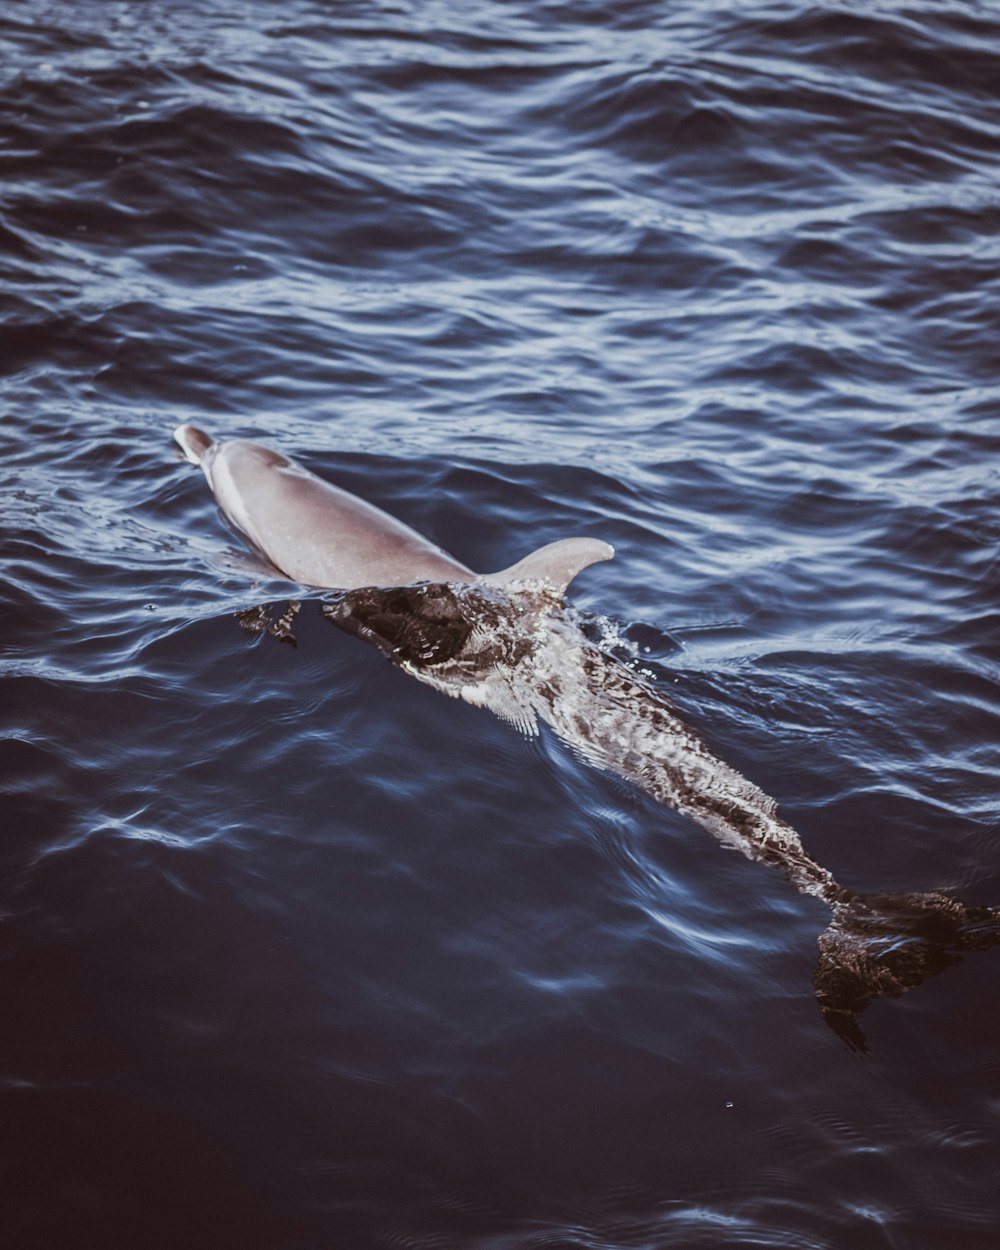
[{"x1": 2, "y1": 1, "x2": 1000, "y2": 1246}]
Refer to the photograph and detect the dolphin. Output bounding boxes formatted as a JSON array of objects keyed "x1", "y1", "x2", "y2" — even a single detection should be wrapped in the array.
[
  {"x1": 173, "y1": 424, "x2": 613, "y2": 598},
  {"x1": 175, "y1": 427, "x2": 1000, "y2": 1051}
]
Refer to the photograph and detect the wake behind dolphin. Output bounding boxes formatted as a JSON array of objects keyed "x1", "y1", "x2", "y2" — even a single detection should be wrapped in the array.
[{"x1": 175, "y1": 426, "x2": 1000, "y2": 1051}]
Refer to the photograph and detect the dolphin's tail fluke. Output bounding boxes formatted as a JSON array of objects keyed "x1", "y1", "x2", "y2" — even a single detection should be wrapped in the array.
[
  {"x1": 174, "y1": 424, "x2": 213, "y2": 466},
  {"x1": 812, "y1": 888, "x2": 1000, "y2": 1053}
]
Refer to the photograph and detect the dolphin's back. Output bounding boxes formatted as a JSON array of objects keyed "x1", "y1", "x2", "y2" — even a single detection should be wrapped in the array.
[
  {"x1": 175, "y1": 425, "x2": 613, "y2": 596},
  {"x1": 175, "y1": 426, "x2": 473, "y2": 589}
]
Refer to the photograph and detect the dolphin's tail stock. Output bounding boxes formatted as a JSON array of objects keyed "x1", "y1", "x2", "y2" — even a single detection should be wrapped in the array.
[
  {"x1": 812, "y1": 888, "x2": 1000, "y2": 1052},
  {"x1": 174, "y1": 424, "x2": 213, "y2": 466}
]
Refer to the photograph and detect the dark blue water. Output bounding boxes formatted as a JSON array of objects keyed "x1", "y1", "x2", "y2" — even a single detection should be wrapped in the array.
[{"x1": 3, "y1": 2, "x2": 1000, "y2": 1246}]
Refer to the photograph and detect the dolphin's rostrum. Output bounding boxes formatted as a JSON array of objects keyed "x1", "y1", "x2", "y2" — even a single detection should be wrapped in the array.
[{"x1": 176, "y1": 426, "x2": 1000, "y2": 1051}]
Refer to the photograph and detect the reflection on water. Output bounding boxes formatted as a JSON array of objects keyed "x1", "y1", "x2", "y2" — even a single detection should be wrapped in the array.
[{"x1": 236, "y1": 585, "x2": 1000, "y2": 1054}]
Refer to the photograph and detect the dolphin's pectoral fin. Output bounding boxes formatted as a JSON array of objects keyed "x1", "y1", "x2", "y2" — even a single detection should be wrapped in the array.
[
  {"x1": 482, "y1": 537, "x2": 614, "y2": 599},
  {"x1": 235, "y1": 600, "x2": 302, "y2": 648},
  {"x1": 813, "y1": 890, "x2": 1000, "y2": 1054}
]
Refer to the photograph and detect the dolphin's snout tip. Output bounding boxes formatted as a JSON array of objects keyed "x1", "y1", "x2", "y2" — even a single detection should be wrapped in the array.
[{"x1": 174, "y1": 424, "x2": 213, "y2": 465}]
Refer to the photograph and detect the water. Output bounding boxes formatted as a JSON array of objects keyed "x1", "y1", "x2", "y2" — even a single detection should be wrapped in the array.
[{"x1": 2, "y1": 1, "x2": 999, "y2": 1246}]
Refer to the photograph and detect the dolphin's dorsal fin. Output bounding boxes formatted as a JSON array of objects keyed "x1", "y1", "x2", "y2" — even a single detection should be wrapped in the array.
[{"x1": 481, "y1": 537, "x2": 614, "y2": 599}]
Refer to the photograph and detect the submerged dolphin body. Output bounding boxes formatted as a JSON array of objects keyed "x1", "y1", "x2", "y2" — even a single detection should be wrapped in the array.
[
  {"x1": 328, "y1": 583, "x2": 1000, "y2": 1051},
  {"x1": 176, "y1": 427, "x2": 1000, "y2": 1051}
]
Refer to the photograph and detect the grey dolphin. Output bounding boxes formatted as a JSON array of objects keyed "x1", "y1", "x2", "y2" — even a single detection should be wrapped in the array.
[
  {"x1": 174, "y1": 424, "x2": 613, "y2": 596},
  {"x1": 175, "y1": 427, "x2": 1000, "y2": 1051}
]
